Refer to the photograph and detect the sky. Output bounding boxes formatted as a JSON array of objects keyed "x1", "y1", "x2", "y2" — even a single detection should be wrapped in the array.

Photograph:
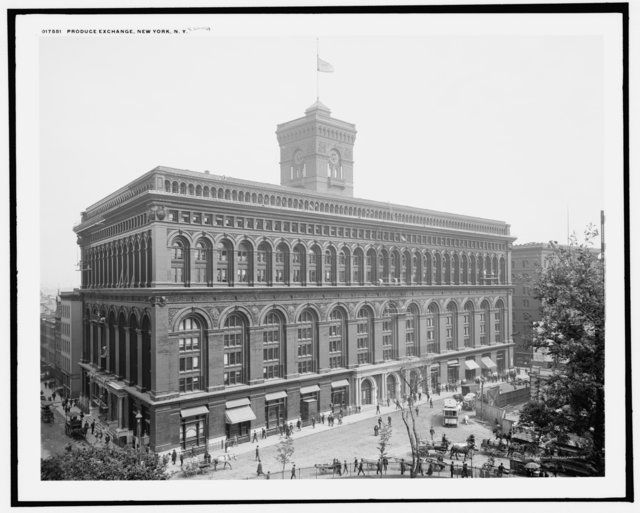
[{"x1": 38, "y1": 15, "x2": 605, "y2": 290}]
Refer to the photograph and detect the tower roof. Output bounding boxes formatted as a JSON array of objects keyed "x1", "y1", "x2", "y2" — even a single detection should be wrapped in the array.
[{"x1": 305, "y1": 99, "x2": 331, "y2": 117}]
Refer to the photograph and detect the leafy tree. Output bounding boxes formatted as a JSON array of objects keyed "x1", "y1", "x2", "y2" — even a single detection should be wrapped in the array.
[
  {"x1": 41, "y1": 445, "x2": 168, "y2": 480},
  {"x1": 518, "y1": 227, "x2": 604, "y2": 474},
  {"x1": 274, "y1": 436, "x2": 295, "y2": 474},
  {"x1": 377, "y1": 424, "x2": 392, "y2": 463}
]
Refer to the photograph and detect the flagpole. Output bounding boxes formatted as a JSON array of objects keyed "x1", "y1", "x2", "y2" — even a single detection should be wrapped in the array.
[{"x1": 316, "y1": 38, "x2": 319, "y2": 100}]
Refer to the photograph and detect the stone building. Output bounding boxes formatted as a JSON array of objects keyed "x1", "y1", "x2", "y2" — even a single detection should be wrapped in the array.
[
  {"x1": 74, "y1": 102, "x2": 515, "y2": 453},
  {"x1": 58, "y1": 290, "x2": 84, "y2": 398}
]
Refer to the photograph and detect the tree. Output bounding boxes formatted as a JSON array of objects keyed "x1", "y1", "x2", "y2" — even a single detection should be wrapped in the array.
[
  {"x1": 274, "y1": 436, "x2": 295, "y2": 475},
  {"x1": 41, "y1": 445, "x2": 168, "y2": 480},
  {"x1": 377, "y1": 423, "x2": 393, "y2": 473},
  {"x1": 397, "y1": 363, "x2": 432, "y2": 478},
  {"x1": 518, "y1": 227, "x2": 604, "y2": 474}
]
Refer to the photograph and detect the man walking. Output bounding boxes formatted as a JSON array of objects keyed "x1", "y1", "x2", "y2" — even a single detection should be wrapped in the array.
[
  {"x1": 343, "y1": 460, "x2": 349, "y2": 475},
  {"x1": 450, "y1": 462, "x2": 455, "y2": 478},
  {"x1": 90, "y1": 419, "x2": 95, "y2": 435},
  {"x1": 252, "y1": 430, "x2": 258, "y2": 443},
  {"x1": 387, "y1": 416, "x2": 392, "y2": 426},
  {"x1": 171, "y1": 449, "x2": 177, "y2": 465},
  {"x1": 312, "y1": 417, "x2": 316, "y2": 428},
  {"x1": 290, "y1": 464, "x2": 297, "y2": 479},
  {"x1": 180, "y1": 452, "x2": 184, "y2": 468},
  {"x1": 255, "y1": 445, "x2": 260, "y2": 461},
  {"x1": 400, "y1": 459, "x2": 406, "y2": 475},
  {"x1": 429, "y1": 398, "x2": 433, "y2": 408},
  {"x1": 357, "y1": 460, "x2": 365, "y2": 476},
  {"x1": 376, "y1": 459, "x2": 382, "y2": 476},
  {"x1": 353, "y1": 457, "x2": 358, "y2": 473},
  {"x1": 376, "y1": 403, "x2": 380, "y2": 414}
]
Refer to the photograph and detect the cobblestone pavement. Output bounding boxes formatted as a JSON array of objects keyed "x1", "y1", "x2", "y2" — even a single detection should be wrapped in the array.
[{"x1": 170, "y1": 393, "x2": 505, "y2": 481}]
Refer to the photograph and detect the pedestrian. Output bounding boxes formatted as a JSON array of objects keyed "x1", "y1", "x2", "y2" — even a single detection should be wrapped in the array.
[
  {"x1": 429, "y1": 398, "x2": 433, "y2": 408},
  {"x1": 417, "y1": 457, "x2": 424, "y2": 476},
  {"x1": 383, "y1": 457, "x2": 388, "y2": 474},
  {"x1": 415, "y1": 406, "x2": 419, "y2": 416},
  {"x1": 312, "y1": 417, "x2": 316, "y2": 428},
  {"x1": 224, "y1": 439, "x2": 229, "y2": 452},
  {"x1": 257, "y1": 459, "x2": 264, "y2": 476},
  {"x1": 376, "y1": 459, "x2": 382, "y2": 475},
  {"x1": 461, "y1": 462, "x2": 468, "y2": 478},
  {"x1": 376, "y1": 403, "x2": 380, "y2": 414},
  {"x1": 430, "y1": 426, "x2": 435, "y2": 440},
  {"x1": 338, "y1": 413, "x2": 343, "y2": 425},
  {"x1": 357, "y1": 460, "x2": 365, "y2": 476},
  {"x1": 497, "y1": 462, "x2": 504, "y2": 477},
  {"x1": 255, "y1": 445, "x2": 260, "y2": 461},
  {"x1": 321, "y1": 413, "x2": 325, "y2": 424},
  {"x1": 290, "y1": 464, "x2": 297, "y2": 479},
  {"x1": 343, "y1": 459, "x2": 349, "y2": 475},
  {"x1": 262, "y1": 427, "x2": 266, "y2": 439},
  {"x1": 180, "y1": 453, "x2": 184, "y2": 467},
  {"x1": 387, "y1": 416, "x2": 392, "y2": 426},
  {"x1": 374, "y1": 425, "x2": 379, "y2": 436},
  {"x1": 386, "y1": 398, "x2": 390, "y2": 407},
  {"x1": 427, "y1": 462, "x2": 433, "y2": 476},
  {"x1": 171, "y1": 449, "x2": 177, "y2": 465},
  {"x1": 266, "y1": 471, "x2": 271, "y2": 480},
  {"x1": 378, "y1": 417, "x2": 382, "y2": 428},
  {"x1": 296, "y1": 418, "x2": 301, "y2": 431},
  {"x1": 450, "y1": 462, "x2": 455, "y2": 478},
  {"x1": 418, "y1": 392, "x2": 422, "y2": 401},
  {"x1": 353, "y1": 457, "x2": 358, "y2": 473},
  {"x1": 234, "y1": 434, "x2": 238, "y2": 446},
  {"x1": 400, "y1": 459, "x2": 406, "y2": 475},
  {"x1": 253, "y1": 430, "x2": 258, "y2": 443}
]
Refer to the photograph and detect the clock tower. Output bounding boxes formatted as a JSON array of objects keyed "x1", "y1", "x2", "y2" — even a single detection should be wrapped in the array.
[{"x1": 276, "y1": 101, "x2": 357, "y2": 197}]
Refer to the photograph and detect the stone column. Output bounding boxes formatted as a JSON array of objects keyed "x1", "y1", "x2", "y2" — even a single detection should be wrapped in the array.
[
  {"x1": 285, "y1": 324, "x2": 299, "y2": 379},
  {"x1": 317, "y1": 321, "x2": 330, "y2": 372},
  {"x1": 473, "y1": 311, "x2": 482, "y2": 347},
  {"x1": 135, "y1": 329, "x2": 143, "y2": 390},
  {"x1": 456, "y1": 312, "x2": 465, "y2": 350},
  {"x1": 123, "y1": 327, "x2": 131, "y2": 384},
  {"x1": 438, "y1": 314, "x2": 448, "y2": 353},
  {"x1": 89, "y1": 321, "x2": 95, "y2": 365},
  {"x1": 488, "y1": 309, "x2": 496, "y2": 345},
  {"x1": 207, "y1": 329, "x2": 224, "y2": 391},
  {"x1": 354, "y1": 378, "x2": 361, "y2": 407},
  {"x1": 346, "y1": 320, "x2": 358, "y2": 368},
  {"x1": 440, "y1": 361, "x2": 448, "y2": 386},
  {"x1": 373, "y1": 318, "x2": 384, "y2": 364},
  {"x1": 248, "y1": 326, "x2": 264, "y2": 385},
  {"x1": 114, "y1": 325, "x2": 120, "y2": 376},
  {"x1": 396, "y1": 313, "x2": 407, "y2": 359},
  {"x1": 380, "y1": 373, "x2": 387, "y2": 402}
]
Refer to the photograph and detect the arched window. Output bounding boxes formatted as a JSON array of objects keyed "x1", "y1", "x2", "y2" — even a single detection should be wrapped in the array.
[
  {"x1": 426, "y1": 303, "x2": 439, "y2": 353},
  {"x1": 499, "y1": 257, "x2": 506, "y2": 285},
  {"x1": 356, "y1": 306, "x2": 373, "y2": 365},
  {"x1": 463, "y1": 301, "x2": 474, "y2": 348},
  {"x1": 328, "y1": 308, "x2": 346, "y2": 368},
  {"x1": 381, "y1": 303, "x2": 397, "y2": 360},
  {"x1": 177, "y1": 316, "x2": 204, "y2": 393},
  {"x1": 307, "y1": 247, "x2": 321, "y2": 285},
  {"x1": 223, "y1": 313, "x2": 248, "y2": 386},
  {"x1": 386, "y1": 375, "x2": 397, "y2": 401},
  {"x1": 256, "y1": 242, "x2": 272, "y2": 285},
  {"x1": 390, "y1": 251, "x2": 400, "y2": 282},
  {"x1": 444, "y1": 254, "x2": 451, "y2": 285},
  {"x1": 434, "y1": 253, "x2": 442, "y2": 284},
  {"x1": 297, "y1": 309, "x2": 317, "y2": 374},
  {"x1": 236, "y1": 241, "x2": 251, "y2": 285},
  {"x1": 480, "y1": 300, "x2": 491, "y2": 345},
  {"x1": 338, "y1": 249, "x2": 348, "y2": 284},
  {"x1": 366, "y1": 249, "x2": 376, "y2": 284},
  {"x1": 470, "y1": 255, "x2": 477, "y2": 285},
  {"x1": 453, "y1": 254, "x2": 460, "y2": 285},
  {"x1": 215, "y1": 240, "x2": 232, "y2": 284},
  {"x1": 292, "y1": 244, "x2": 305, "y2": 285},
  {"x1": 424, "y1": 253, "x2": 432, "y2": 285},
  {"x1": 405, "y1": 304, "x2": 419, "y2": 357},
  {"x1": 494, "y1": 299, "x2": 505, "y2": 343},
  {"x1": 352, "y1": 249, "x2": 364, "y2": 285},
  {"x1": 275, "y1": 243, "x2": 289, "y2": 284},
  {"x1": 445, "y1": 302, "x2": 458, "y2": 351},
  {"x1": 169, "y1": 238, "x2": 189, "y2": 285},
  {"x1": 412, "y1": 254, "x2": 420, "y2": 284},
  {"x1": 262, "y1": 311, "x2": 284, "y2": 380},
  {"x1": 361, "y1": 379, "x2": 373, "y2": 405},
  {"x1": 194, "y1": 239, "x2": 213, "y2": 285},
  {"x1": 461, "y1": 254, "x2": 468, "y2": 284},
  {"x1": 324, "y1": 249, "x2": 336, "y2": 284}
]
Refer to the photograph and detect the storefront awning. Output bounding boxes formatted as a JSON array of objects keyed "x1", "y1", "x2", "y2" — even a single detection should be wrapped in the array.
[
  {"x1": 465, "y1": 360, "x2": 480, "y2": 371},
  {"x1": 265, "y1": 391, "x2": 288, "y2": 402},
  {"x1": 300, "y1": 385, "x2": 320, "y2": 395},
  {"x1": 225, "y1": 405, "x2": 256, "y2": 424},
  {"x1": 225, "y1": 398, "x2": 250, "y2": 409},
  {"x1": 331, "y1": 379, "x2": 350, "y2": 389},
  {"x1": 447, "y1": 360, "x2": 460, "y2": 367},
  {"x1": 481, "y1": 357, "x2": 497, "y2": 369},
  {"x1": 180, "y1": 405, "x2": 210, "y2": 418}
]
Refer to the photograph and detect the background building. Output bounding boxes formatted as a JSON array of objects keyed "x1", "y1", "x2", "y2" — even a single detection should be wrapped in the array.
[
  {"x1": 58, "y1": 290, "x2": 84, "y2": 398},
  {"x1": 72, "y1": 102, "x2": 515, "y2": 453}
]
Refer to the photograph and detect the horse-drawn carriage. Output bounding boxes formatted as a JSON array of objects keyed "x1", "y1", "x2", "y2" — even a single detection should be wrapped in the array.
[
  {"x1": 64, "y1": 416, "x2": 85, "y2": 439},
  {"x1": 315, "y1": 459, "x2": 343, "y2": 476},
  {"x1": 418, "y1": 439, "x2": 450, "y2": 457}
]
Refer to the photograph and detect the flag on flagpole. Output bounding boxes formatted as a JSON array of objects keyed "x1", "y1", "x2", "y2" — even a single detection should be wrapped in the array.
[{"x1": 317, "y1": 56, "x2": 334, "y2": 73}]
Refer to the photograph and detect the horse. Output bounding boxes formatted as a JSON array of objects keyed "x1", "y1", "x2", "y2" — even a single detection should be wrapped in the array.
[
  {"x1": 212, "y1": 452, "x2": 236, "y2": 470},
  {"x1": 449, "y1": 442, "x2": 475, "y2": 461}
]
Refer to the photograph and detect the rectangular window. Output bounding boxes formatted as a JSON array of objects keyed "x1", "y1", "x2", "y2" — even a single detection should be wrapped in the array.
[
  {"x1": 225, "y1": 217, "x2": 233, "y2": 227},
  {"x1": 215, "y1": 215, "x2": 224, "y2": 226},
  {"x1": 192, "y1": 213, "x2": 202, "y2": 224},
  {"x1": 203, "y1": 214, "x2": 213, "y2": 225}
]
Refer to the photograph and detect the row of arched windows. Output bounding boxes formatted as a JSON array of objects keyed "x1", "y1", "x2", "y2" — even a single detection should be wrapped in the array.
[
  {"x1": 172, "y1": 299, "x2": 505, "y2": 394},
  {"x1": 160, "y1": 177, "x2": 509, "y2": 235},
  {"x1": 168, "y1": 236, "x2": 507, "y2": 288},
  {"x1": 83, "y1": 233, "x2": 152, "y2": 288}
]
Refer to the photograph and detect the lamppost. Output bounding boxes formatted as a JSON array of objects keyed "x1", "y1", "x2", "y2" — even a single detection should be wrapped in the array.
[{"x1": 135, "y1": 411, "x2": 142, "y2": 452}]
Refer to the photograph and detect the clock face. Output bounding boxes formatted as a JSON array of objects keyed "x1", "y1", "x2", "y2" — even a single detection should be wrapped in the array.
[
  {"x1": 329, "y1": 150, "x2": 340, "y2": 165},
  {"x1": 294, "y1": 151, "x2": 303, "y2": 165}
]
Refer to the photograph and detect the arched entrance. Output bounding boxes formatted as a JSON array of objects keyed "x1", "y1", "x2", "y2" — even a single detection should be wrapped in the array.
[
  {"x1": 361, "y1": 378, "x2": 374, "y2": 405},
  {"x1": 386, "y1": 374, "x2": 398, "y2": 401}
]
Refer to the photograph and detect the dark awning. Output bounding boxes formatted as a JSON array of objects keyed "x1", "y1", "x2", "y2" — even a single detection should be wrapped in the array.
[{"x1": 180, "y1": 405, "x2": 209, "y2": 418}]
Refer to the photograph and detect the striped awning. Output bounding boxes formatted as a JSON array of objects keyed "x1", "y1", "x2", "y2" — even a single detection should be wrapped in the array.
[
  {"x1": 180, "y1": 405, "x2": 209, "y2": 418},
  {"x1": 300, "y1": 385, "x2": 320, "y2": 395},
  {"x1": 265, "y1": 391, "x2": 288, "y2": 402},
  {"x1": 465, "y1": 360, "x2": 480, "y2": 371},
  {"x1": 225, "y1": 405, "x2": 256, "y2": 424},
  {"x1": 331, "y1": 379, "x2": 350, "y2": 389},
  {"x1": 481, "y1": 357, "x2": 497, "y2": 369}
]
